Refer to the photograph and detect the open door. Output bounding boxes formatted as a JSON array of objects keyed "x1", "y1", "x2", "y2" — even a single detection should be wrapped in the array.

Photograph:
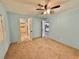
[
  {"x1": 0, "y1": 15, "x2": 4, "y2": 42},
  {"x1": 27, "y1": 18, "x2": 32, "y2": 40},
  {"x1": 20, "y1": 18, "x2": 27, "y2": 41},
  {"x1": 20, "y1": 18, "x2": 32, "y2": 42}
]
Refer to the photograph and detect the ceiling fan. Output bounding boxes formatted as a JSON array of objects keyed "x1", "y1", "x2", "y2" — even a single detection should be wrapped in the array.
[{"x1": 36, "y1": 0, "x2": 60, "y2": 15}]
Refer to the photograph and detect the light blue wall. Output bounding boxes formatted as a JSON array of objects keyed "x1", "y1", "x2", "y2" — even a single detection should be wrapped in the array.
[
  {"x1": 0, "y1": 3, "x2": 10, "y2": 59},
  {"x1": 7, "y1": 12, "x2": 42, "y2": 43},
  {"x1": 32, "y1": 17, "x2": 42, "y2": 38},
  {"x1": 48, "y1": 8, "x2": 79, "y2": 49}
]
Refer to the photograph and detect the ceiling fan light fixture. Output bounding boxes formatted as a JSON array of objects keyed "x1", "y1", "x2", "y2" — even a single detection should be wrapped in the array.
[
  {"x1": 43, "y1": 11, "x2": 47, "y2": 14},
  {"x1": 43, "y1": 9, "x2": 50, "y2": 15},
  {"x1": 36, "y1": 0, "x2": 60, "y2": 15}
]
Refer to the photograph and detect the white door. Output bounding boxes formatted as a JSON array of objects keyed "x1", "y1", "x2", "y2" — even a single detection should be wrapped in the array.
[
  {"x1": 27, "y1": 18, "x2": 32, "y2": 40},
  {"x1": 0, "y1": 16, "x2": 4, "y2": 42}
]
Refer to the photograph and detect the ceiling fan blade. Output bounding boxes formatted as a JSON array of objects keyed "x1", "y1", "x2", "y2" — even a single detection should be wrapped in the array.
[
  {"x1": 51, "y1": 5, "x2": 60, "y2": 9},
  {"x1": 37, "y1": 4, "x2": 44, "y2": 7},
  {"x1": 36, "y1": 8, "x2": 44, "y2": 10}
]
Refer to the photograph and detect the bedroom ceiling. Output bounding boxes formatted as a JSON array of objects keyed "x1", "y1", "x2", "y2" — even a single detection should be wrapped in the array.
[
  {"x1": 1, "y1": 0, "x2": 79, "y2": 15},
  {"x1": 14, "y1": 0, "x2": 68, "y2": 5}
]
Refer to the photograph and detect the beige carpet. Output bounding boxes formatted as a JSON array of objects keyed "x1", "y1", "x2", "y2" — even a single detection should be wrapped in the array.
[{"x1": 5, "y1": 38, "x2": 79, "y2": 59}]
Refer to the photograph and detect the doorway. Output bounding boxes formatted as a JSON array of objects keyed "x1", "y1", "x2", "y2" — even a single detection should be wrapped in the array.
[{"x1": 19, "y1": 18, "x2": 32, "y2": 42}]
